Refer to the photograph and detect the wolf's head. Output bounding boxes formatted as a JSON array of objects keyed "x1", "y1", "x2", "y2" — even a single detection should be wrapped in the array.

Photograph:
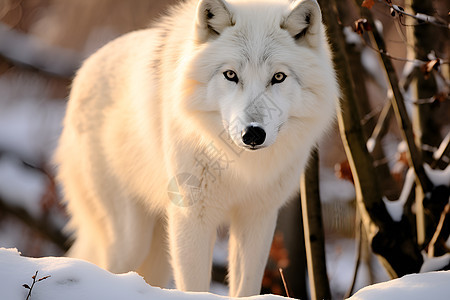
[{"x1": 182, "y1": 0, "x2": 337, "y2": 153}]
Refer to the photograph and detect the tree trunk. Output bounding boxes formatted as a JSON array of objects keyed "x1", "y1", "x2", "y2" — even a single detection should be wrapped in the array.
[
  {"x1": 405, "y1": 0, "x2": 446, "y2": 249},
  {"x1": 319, "y1": 0, "x2": 424, "y2": 277},
  {"x1": 300, "y1": 148, "x2": 331, "y2": 300},
  {"x1": 406, "y1": 0, "x2": 444, "y2": 165}
]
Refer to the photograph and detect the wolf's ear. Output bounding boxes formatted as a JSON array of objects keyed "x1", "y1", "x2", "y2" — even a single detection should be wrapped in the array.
[
  {"x1": 195, "y1": 0, "x2": 233, "y2": 43},
  {"x1": 282, "y1": 0, "x2": 322, "y2": 48}
]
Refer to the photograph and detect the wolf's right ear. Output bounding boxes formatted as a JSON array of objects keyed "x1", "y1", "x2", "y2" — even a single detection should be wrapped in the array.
[
  {"x1": 282, "y1": 0, "x2": 322, "y2": 48},
  {"x1": 195, "y1": 0, "x2": 233, "y2": 43}
]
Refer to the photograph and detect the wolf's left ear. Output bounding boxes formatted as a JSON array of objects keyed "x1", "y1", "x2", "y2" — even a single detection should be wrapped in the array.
[
  {"x1": 282, "y1": 0, "x2": 322, "y2": 48},
  {"x1": 195, "y1": 0, "x2": 233, "y2": 43}
]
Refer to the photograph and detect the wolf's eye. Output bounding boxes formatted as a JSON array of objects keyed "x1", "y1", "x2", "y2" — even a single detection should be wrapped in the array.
[
  {"x1": 271, "y1": 72, "x2": 287, "y2": 85},
  {"x1": 223, "y1": 70, "x2": 239, "y2": 83}
]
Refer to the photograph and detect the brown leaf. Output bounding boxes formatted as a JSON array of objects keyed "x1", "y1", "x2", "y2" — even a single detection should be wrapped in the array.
[
  {"x1": 38, "y1": 275, "x2": 51, "y2": 282},
  {"x1": 392, "y1": 150, "x2": 408, "y2": 183},
  {"x1": 434, "y1": 92, "x2": 448, "y2": 103},
  {"x1": 361, "y1": 0, "x2": 375, "y2": 9},
  {"x1": 420, "y1": 59, "x2": 440, "y2": 79},
  {"x1": 390, "y1": 7, "x2": 396, "y2": 17},
  {"x1": 354, "y1": 18, "x2": 372, "y2": 35},
  {"x1": 335, "y1": 160, "x2": 354, "y2": 183}
]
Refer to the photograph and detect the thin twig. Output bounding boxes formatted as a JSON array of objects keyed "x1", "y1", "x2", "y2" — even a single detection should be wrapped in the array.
[
  {"x1": 354, "y1": 24, "x2": 448, "y2": 65},
  {"x1": 431, "y1": 132, "x2": 450, "y2": 169},
  {"x1": 22, "y1": 271, "x2": 50, "y2": 300},
  {"x1": 279, "y1": 268, "x2": 290, "y2": 298},
  {"x1": 367, "y1": 95, "x2": 393, "y2": 153},
  {"x1": 24, "y1": 271, "x2": 38, "y2": 300},
  {"x1": 427, "y1": 204, "x2": 450, "y2": 257},
  {"x1": 380, "y1": 1, "x2": 449, "y2": 29},
  {"x1": 345, "y1": 211, "x2": 363, "y2": 298}
]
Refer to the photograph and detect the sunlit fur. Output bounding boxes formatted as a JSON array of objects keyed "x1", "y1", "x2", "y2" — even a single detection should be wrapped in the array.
[{"x1": 55, "y1": 0, "x2": 338, "y2": 297}]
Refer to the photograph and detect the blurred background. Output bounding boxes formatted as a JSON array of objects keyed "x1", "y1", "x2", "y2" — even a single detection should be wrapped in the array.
[{"x1": 0, "y1": 0, "x2": 448, "y2": 299}]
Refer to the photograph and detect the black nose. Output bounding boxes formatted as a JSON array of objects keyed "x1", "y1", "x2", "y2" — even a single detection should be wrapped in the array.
[{"x1": 241, "y1": 125, "x2": 266, "y2": 147}]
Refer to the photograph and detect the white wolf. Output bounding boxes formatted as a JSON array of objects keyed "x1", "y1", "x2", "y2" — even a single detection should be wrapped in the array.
[{"x1": 55, "y1": 0, "x2": 338, "y2": 296}]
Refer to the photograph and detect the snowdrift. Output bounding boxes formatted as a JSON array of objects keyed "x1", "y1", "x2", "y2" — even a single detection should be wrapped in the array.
[
  {"x1": 1, "y1": 247, "x2": 449, "y2": 300},
  {"x1": 0, "y1": 248, "x2": 286, "y2": 300}
]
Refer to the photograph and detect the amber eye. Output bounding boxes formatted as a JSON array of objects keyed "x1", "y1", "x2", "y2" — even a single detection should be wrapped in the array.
[
  {"x1": 223, "y1": 70, "x2": 239, "y2": 83},
  {"x1": 271, "y1": 72, "x2": 287, "y2": 84}
]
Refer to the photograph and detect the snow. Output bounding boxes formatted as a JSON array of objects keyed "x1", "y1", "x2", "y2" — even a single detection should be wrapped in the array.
[
  {"x1": 383, "y1": 163, "x2": 449, "y2": 223},
  {"x1": 397, "y1": 140, "x2": 408, "y2": 154},
  {"x1": 0, "y1": 248, "x2": 287, "y2": 300},
  {"x1": 0, "y1": 72, "x2": 66, "y2": 222},
  {"x1": 343, "y1": 26, "x2": 362, "y2": 46},
  {"x1": 424, "y1": 164, "x2": 450, "y2": 187},
  {"x1": 0, "y1": 23, "x2": 81, "y2": 77},
  {"x1": 326, "y1": 238, "x2": 389, "y2": 299},
  {"x1": 414, "y1": 13, "x2": 437, "y2": 24},
  {"x1": 366, "y1": 138, "x2": 375, "y2": 153},
  {"x1": 0, "y1": 156, "x2": 47, "y2": 219},
  {"x1": 319, "y1": 168, "x2": 356, "y2": 203},
  {"x1": 361, "y1": 48, "x2": 387, "y2": 90},
  {"x1": 382, "y1": 167, "x2": 415, "y2": 222},
  {"x1": 0, "y1": 73, "x2": 66, "y2": 165},
  {"x1": 3, "y1": 247, "x2": 448, "y2": 300},
  {"x1": 349, "y1": 271, "x2": 450, "y2": 300},
  {"x1": 420, "y1": 253, "x2": 450, "y2": 273},
  {"x1": 212, "y1": 234, "x2": 229, "y2": 267}
]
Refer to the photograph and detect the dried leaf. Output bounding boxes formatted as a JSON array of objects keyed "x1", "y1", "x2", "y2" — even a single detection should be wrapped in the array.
[
  {"x1": 361, "y1": 0, "x2": 375, "y2": 9},
  {"x1": 22, "y1": 284, "x2": 31, "y2": 289},
  {"x1": 335, "y1": 160, "x2": 354, "y2": 183},
  {"x1": 38, "y1": 275, "x2": 51, "y2": 282},
  {"x1": 434, "y1": 92, "x2": 448, "y2": 103},
  {"x1": 391, "y1": 5, "x2": 404, "y2": 17},
  {"x1": 390, "y1": 7, "x2": 396, "y2": 17},
  {"x1": 420, "y1": 59, "x2": 440, "y2": 79},
  {"x1": 392, "y1": 150, "x2": 408, "y2": 183},
  {"x1": 354, "y1": 18, "x2": 372, "y2": 35}
]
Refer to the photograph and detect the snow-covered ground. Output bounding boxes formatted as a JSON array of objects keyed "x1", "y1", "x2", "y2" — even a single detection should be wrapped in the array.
[
  {"x1": 2, "y1": 248, "x2": 450, "y2": 300},
  {"x1": 0, "y1": 248, "x2": 286, "y2": 300},
  {"x1": 349, "y1": 271, "x2": 450, "y2": 300}
]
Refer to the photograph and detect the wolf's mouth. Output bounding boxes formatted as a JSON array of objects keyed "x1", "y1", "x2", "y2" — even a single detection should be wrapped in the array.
[{"x1": 243, "y1": 145, "x2": 266, "y2": 151}]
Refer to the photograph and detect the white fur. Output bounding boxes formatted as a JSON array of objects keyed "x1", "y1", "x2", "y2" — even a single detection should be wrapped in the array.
[{"x1": 55, "y1": 0, "x2": 338, "y2": 296}]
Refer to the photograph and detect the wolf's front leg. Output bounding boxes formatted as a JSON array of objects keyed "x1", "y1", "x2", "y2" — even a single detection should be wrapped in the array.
[
  {"x1": 167, "y1": 203, "x2": 217, "y2": 292},
  {"x1": 228, "y1": 209, "x2": 278, "y2": 297}
]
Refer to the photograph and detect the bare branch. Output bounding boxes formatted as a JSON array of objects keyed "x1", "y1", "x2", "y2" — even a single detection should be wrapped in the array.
[
  {"x1": 358, "y1": 10, "x2": 434, "y2": 193},
  {"x1": 0, "y1": 22, "x2": 81, "y2": 78},
  {"x1": 381, "y1": 1, "x2": 450, "y2": 29},
  {"x1": 367, "y1": 96, "x2": 393, "y2": 154},
  {"x1": 0, "y1": 196, "x2": 70, "y2": 252},
  {"x1": 432, "y1": 132, "x2": 450, "y2": 169},
  {"x1": 427, "y1": 204, "x2": 450, "y2": 257}
]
